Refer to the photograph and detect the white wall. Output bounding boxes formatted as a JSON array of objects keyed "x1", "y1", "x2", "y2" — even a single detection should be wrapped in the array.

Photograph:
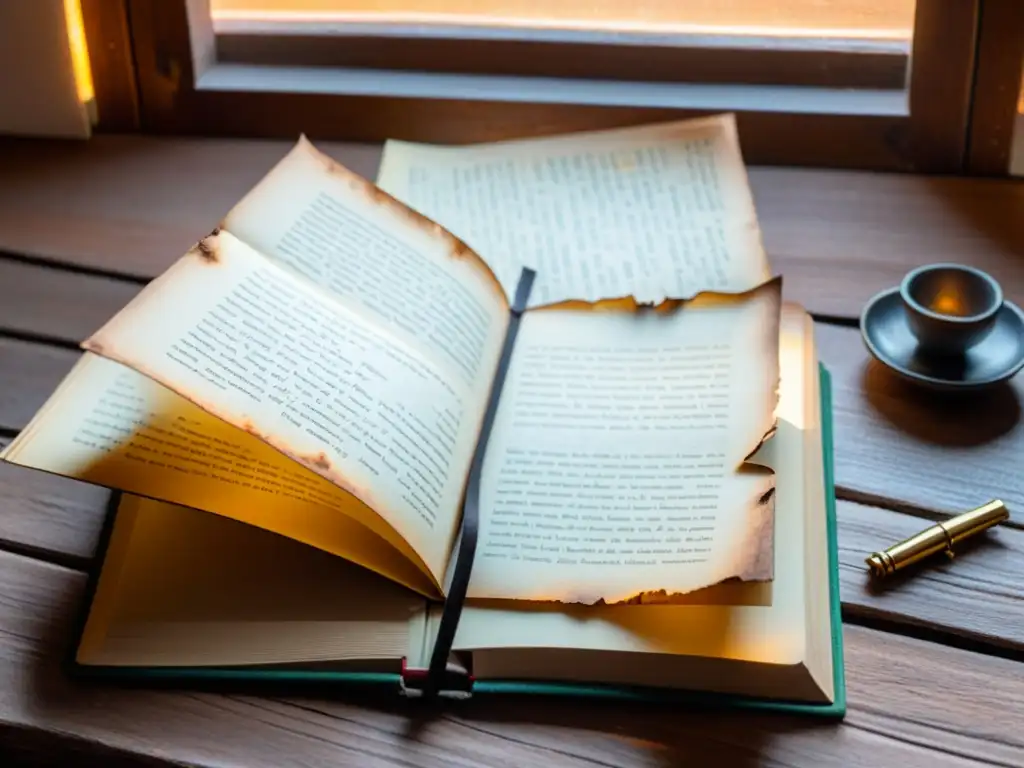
[{"x1": 0, "y1": 0, "x2": 92, "y2": 139}]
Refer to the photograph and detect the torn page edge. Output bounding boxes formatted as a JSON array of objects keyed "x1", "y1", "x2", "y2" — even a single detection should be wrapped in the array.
[
  {"x1": 291, "y1": 135, "x2": 510, "y2": 313},
  {"x1": 527, "y1": 274, "x2": 783, "y2": 314},
  {"x1": 535, "y1": 277, "x2": 785, "y2": 470},
  {"x1": 472, "y1": 276, "x2": 784, "y2": 606},
  {"x1": 80, "y1": 249, "x2": 446, "y2": 599}
]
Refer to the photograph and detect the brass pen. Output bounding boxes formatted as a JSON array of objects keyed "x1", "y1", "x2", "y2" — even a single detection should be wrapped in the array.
[{"x1": 866, "y1": 499, "x2": 1010, "y2": 578}]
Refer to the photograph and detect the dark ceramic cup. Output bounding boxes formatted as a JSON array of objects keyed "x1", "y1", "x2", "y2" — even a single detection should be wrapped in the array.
[{"x1": 900, "y1": 263, "x2": 1003, "y2": 357}]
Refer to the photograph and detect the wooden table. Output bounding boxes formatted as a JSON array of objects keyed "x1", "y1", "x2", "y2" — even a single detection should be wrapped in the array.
[{"x1": 1, "y1": 136, "x2": 1023, "y2": 767}]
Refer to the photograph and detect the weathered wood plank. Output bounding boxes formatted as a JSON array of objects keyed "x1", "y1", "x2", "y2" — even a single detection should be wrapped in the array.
[
  {"x1": 753, "y1": 170, "x2": 1024, "y2": 317},
  {"x1": 0, "y1": 135, "x2": 381, "y2": 280},
  {"x1": 0, "y1": 437, "x2": 105, "y2": 566},
  {"x1": 0, "y1": 338, "x2": 80, "y2": 432},
  {"x1": 1, "y1": 549, "x2": 1021, "y2": 768},
  {"x1": 817, "y1": 323, "x2": 1024, "y2": 518},
  {"x1": 2, "y1": 135, "x2": 1024, "y2": 319},
  {"x1": 0, "y1": 259, "x2": 139, "y2": 345},
  {"x1": 837, "y1": 499, "x2": 1024, "y2": 650}
]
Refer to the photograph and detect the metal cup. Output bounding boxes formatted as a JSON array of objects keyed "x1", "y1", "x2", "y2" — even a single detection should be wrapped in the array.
[{"x1": 900, "y1": 263, "x2": 1003, "y2": 357}]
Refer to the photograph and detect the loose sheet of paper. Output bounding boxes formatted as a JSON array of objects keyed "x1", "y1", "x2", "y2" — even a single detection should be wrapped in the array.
[
  {"x1": 81, "y1": 232, "x2": 499, "y2": 586},
  {"x1": 468, "y1": 280, "x2": 781, "y2": 603},
  {"x1": 377, "y1": 115, "x2": 771, "y2": 307}
]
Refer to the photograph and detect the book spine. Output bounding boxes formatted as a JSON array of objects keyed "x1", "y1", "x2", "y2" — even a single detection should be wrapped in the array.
[
  {"x1": 419, "y1": 267, "x2": 536, "y2": 699},
  {"x1": 401, "y1": 658, "x2": 475, "y2": 699}
]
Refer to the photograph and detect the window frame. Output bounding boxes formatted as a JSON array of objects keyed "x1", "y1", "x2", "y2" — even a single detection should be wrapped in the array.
[
  {"x1": 81, "y1": 0, "x2": 139, "y2": 131},
  {"x1": 213, "y1": 21, "x2": 910, "y2": 90},
  {"x1": 98, "y1": 0, "x2": 985, "y2": 172},
  {"x1": 966, "y1": 0, "x2": 1024, "y2": 174}
]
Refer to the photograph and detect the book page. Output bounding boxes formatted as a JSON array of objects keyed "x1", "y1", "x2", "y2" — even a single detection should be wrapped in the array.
[
  {"x1": 378, "y1": 115, "x2": 770, "y2": 307},
  {"x1": 82, "y1": 232, "x2": 501, "y2": 586},
  {"x1": 222, "y1": 135, "x2": 509, "y2": 391},
  {"x1": 468, "y1": 279, "x2": 781, "y2": 603},
  {"x1": 454, "y1": 301, "x2": 822, "y2": 689},
  {"x1": 3, "y1": 354, "x2": 438, "y2": 598},
  {"x1": 79, "y1": 496, "x2": 429, "y2": 669}
]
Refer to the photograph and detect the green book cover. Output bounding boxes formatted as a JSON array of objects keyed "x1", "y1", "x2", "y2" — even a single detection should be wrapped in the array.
[{"x1": 67, "y1": 366, "x2": 844, "y2": 717}]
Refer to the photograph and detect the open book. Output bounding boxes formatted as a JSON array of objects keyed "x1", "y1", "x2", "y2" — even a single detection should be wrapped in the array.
[{"x1": 1, "y1": 115, "x2": 843, "y2": 713}]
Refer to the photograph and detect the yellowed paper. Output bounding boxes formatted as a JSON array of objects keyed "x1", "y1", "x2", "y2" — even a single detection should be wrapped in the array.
[
  {"x1": 2, "y1": 353, "x2": 438, "y2": 597},
  {"x1": 80, "y1": 232, "x2": 499, "y2": 586},
  {"x1": 2, "y1": 136, "x2": 515, "y2": 598},
  {"x1": 78, "y1": 495, "x2": 428, "y2": 668},
  {"x1": 222, "y1": 136, "x2": 510, "y2": 389},
  {"x1": 378, "y1": 114, "x2": 770, "y2": 307},
  {"x1": 451, "y1": 303, "x2": 831, "y2": 705},
  {"x1": 467, "y1": 279, "x2": 781, "y2": 603}
]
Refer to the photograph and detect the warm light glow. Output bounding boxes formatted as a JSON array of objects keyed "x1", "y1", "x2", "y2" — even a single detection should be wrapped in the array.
[
  {"x1": 211, "y1": 0, "x2": 915, "y2": 41},
  {"x1": 776, "y1": 329, "x2": 807, "y2": 430},
  {"x1": 930, "y1": 287, "x2": 967, "y2": 317},
  {"x1": 64, "y1": 0, "x2": 95, "y2": 104}
]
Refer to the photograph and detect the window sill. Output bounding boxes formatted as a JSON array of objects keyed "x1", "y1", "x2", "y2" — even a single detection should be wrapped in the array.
[{"x1": 197, "y1": 63, "x2": 909, "y2": 116}]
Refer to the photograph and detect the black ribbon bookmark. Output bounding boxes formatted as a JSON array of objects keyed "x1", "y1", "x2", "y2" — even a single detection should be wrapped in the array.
[{"x1": 423, "y1": 268, "x2": 536, "y2": 697}]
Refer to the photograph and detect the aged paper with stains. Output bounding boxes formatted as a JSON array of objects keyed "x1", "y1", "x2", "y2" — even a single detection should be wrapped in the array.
[
  {"x1": 3, "y1": 353, "x2": 440, "y2": 598},
  {"x1": 377, "y1": 114, "x2": 771, "y2": 307},
  {"x1": 3, "y1": 128, "x2": 782, "y2": 606},
  {"x1": 78, "y1": 232, "x2": 506, "y2": 588},
  {"x1": 1, "y1": 137, "x2": 513, "y2": 599},
  {"x1": 219, "y1": 136, "x2": 509, "y2": 389},
  {"x1": 449, "y1": 304, "x2": 831, "y2": 703},
  {"x1": 468, "y1": 279, "x2": 781, "y2": 603}
]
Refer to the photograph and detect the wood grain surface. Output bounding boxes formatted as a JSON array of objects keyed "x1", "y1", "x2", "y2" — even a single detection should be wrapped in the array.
[
  {"x1": 2, "y1": 135, "x2": 1024, "y2": 318},
  {"x1": 0, "y1": 438, "x2": 105, "y2": 567},
  {"x1": 0, "y1": 260, "x2": 139, "y2": 345},
  {"x1": 837, "y1": 500, "x2": 1024, "y2": 651},
  {"x1": 0, "y1": 548, "x2": 1022, "y2": 768},
  {"x1": 0, "y1": 338, "x2": 80, "y2": 433},
  {"x1": 816, "y1": 323, "x2": 1024, "y2": 518},
  {"x1": 0, "y1": 135, "x2": 380, "y2": 281}
]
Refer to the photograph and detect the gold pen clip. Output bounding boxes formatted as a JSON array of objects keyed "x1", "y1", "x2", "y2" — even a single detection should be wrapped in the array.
[{"x1": 866, "y1": 500, "x2": 1009, "y2": 578}]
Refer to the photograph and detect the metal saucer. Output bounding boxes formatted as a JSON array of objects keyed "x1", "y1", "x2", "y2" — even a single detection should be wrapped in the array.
[{"x1": 859, "y1": 288, "x2": 1024, "y2": 391}]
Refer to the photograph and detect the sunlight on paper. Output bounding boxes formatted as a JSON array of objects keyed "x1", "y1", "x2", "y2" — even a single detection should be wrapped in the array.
[{"x1": 777, "y1": 316, "x2": 807, "y2": 430}]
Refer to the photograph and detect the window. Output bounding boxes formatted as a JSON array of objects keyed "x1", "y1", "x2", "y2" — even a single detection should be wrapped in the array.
[
  {"x1": 80, "y1": 1, "x2": 1023, "y2": 173},
  {"x1": 1012, "y1": 74, "x2": 1024, "y2": 175},
  {"x1": 210, "y1": 0, "x2": 916, "y2": 91},
  {"x1": 212, "y1": 0, "x2": 916, "y2": 37}
]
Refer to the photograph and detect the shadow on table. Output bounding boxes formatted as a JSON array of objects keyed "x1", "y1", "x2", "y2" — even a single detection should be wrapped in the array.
[
  {"x1": 422, "y1": 694, "x2": 835, "y2": 767},
  {"x1": 19, "y1": 586, "x2": 837, "y2": 768},
  {"x1": 861, "y1": 359, "x2": 1021, "y2": 447}
]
